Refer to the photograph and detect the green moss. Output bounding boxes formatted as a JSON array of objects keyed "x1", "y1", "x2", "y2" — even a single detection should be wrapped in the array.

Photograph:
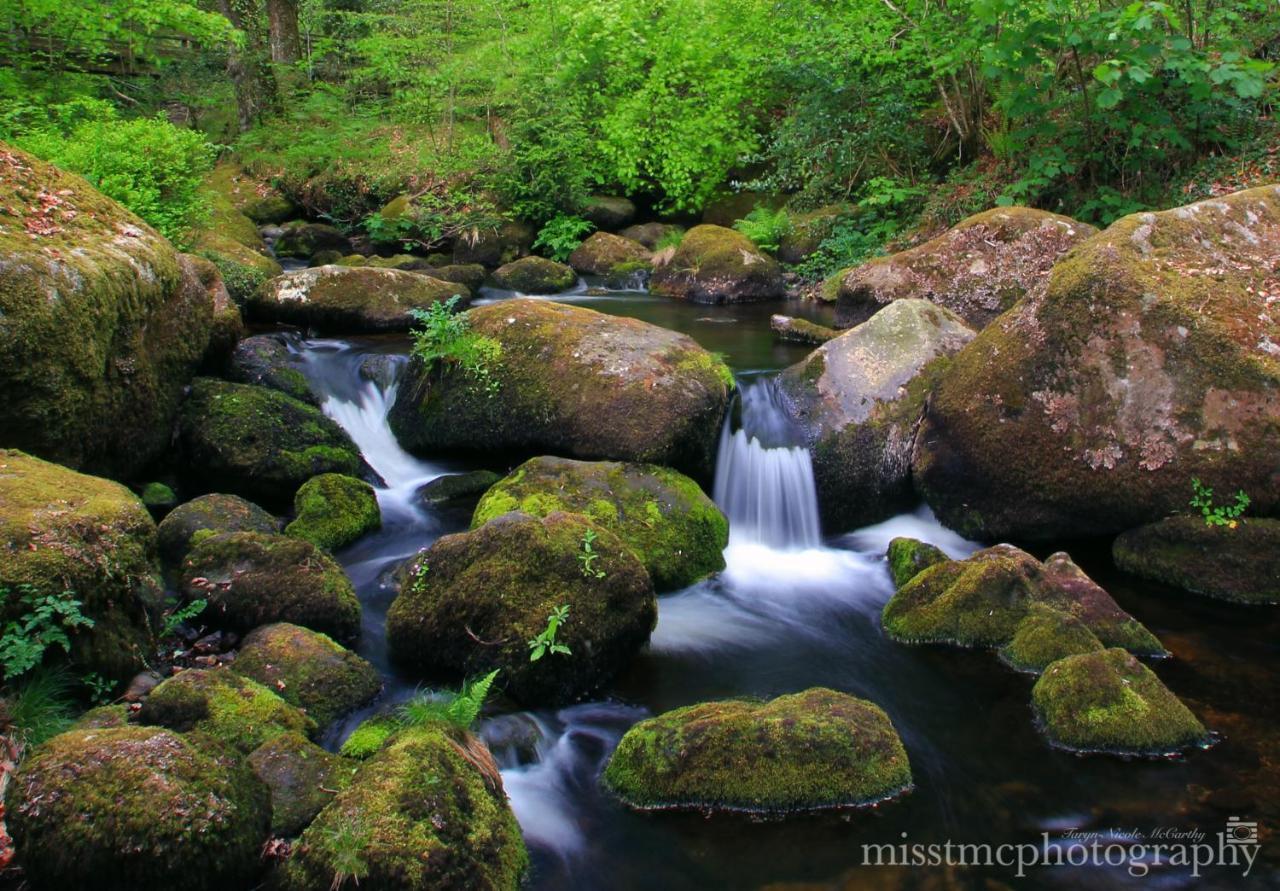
[
  {"x1": 7, "y1": 726, "x2": 270, "y2": 891},
  {"x1": 1032, "y1": 648, "x2": 1210, "y2": 754},
  {"x1": 650, "y1": 224, "x2": 784, "y2": 303},
  {"x1": 603, "y1": 688, "x2": 912, "y2": 813},
  {"x1": 472, "y1": 456, "x2": 728, "y2": 591},
  {"x1": 276, "y1": 724, "x2": 528, "y2": 890},
  {"x1": 999, "y1": 604, "x2": 1104, "y2": 673},
  {"x1": 492, "y1": 255, "x2": 577, "y2": 294},
  {"x1": 156, "y1": 493, "x2": 278, "y2": 568},
  {"x1": 1114, "y1": 515, "x2": 1280, "y2": 605},
  {"x1": 340, "y1": 716, "x2": 400, "y2": 759},
  {"x1": 140, "y1": 482, "x2": 177, "y2": 509},
  {"x1": 886, "y1": 537, "x2": 948, "y2": 589},
  {"x1": 567, "y1": 232, "x2": 651, "y2": 276},
  {"x1": 71, "y1": 703, "x2": 131, "y2": 730},
  {"x1": 248, "y1": 732, "x2": 354, "y2": 837},
  {"x1": 137, "y1": 667, "x2": 316, "y2": 753},
  {"x1": 285, "y1": 473, "x2": 381, "y2": 552},
  {"x1": 233, "y1": 623, "x2": 381, "y2": 729}
]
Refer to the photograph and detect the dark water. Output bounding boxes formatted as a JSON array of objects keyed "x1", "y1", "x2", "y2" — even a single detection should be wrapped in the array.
[{"x1": 285, "y1": 288, "x2": 1279, "y2": 891}]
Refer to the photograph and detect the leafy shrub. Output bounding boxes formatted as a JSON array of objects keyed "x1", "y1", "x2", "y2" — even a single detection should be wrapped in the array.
[
  {"x1": 733, "y1": 206, "x2": 791, "y2": 253},
  {"x1": 0, "y1": 585, "x2": 94, "y2": 682},
  {"x1": 409, "y1": 296, "x2": 502, "y2": 396},
  {"x1": 532, "y1": 214, "x2": 595, "y2": 261}
]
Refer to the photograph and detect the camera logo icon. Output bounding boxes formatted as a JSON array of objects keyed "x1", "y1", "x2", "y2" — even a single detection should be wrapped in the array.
[{"x1": 1226, "y1": 817, "x2": 1259, "y2": 846}]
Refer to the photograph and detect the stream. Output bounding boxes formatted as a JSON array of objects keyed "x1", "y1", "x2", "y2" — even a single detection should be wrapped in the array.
[{"x1": 281, "y1": 281, "x2": 1277, "y2": 890}]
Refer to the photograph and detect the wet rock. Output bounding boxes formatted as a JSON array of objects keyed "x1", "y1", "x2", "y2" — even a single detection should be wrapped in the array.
[
  {"x1": 603, "y1": 688, "x2": 912, "y2": 813},
  {"x1": 999, "y1": 603, "x2": 1104, "y2": 673},
  {"x1": 1113, "y1": 516, "x2": 1280, "y2": 605},
  {"x1": 913, "y1": 186, "x2": 1280, "y2": 540},
  {"x1": 582, "y1": 195, "x2": 637, "y2": 230},
  {"x1": 778, "y1": 300, "x2": 975, "y2": 530},
  {"x1": 473, "y1": 456, "x2": 727, "y2": 591},
  {"x1": 156, "y1": 492, "x2": 279, "y2": 568},
  {"x1": 770, "y1": 314, "x2": 838, "y2": 345},
  {"x1": 285, "y1": 472, "x2": 381, "y2": 552},
  {"x1": 415, "y1": 469, "x2": 503, "y2": 507},
  {"x1": 358, "y1": 353, "x2": 405, "y2": 389},
  {"x1": 568, "y1": 231, "x2": 652, "y2": 279},
  {"x1": 387, "y1": 511, "x2": 656, "y2": 706},
  {"x1": 428, "y1": 262, "x2": 487, "y2": 291},
  {"x1": 619, "y1": 222, "x2": 684, "y2": 249},
  {"x1": 885, "y1": 537, "x2": 949, "y2": 589},
  {"x1": 492, "y1": 255, "x2": 577, "y2": 294},
  {"x1": 274, "y1": 221, "x2": 351, "y2": 259},
  {"x1": 650, "y1": 224, "x2": 785, "y2": 303},
  {"x1": 249, "y1": 732, "x2": 353, "y2": 838},
  {"x1": 249, "y1": 266, "x2": 469, "y2": 332},
  {"x1": 226, "y1": 333, "x2": 316, "y2": 404}
]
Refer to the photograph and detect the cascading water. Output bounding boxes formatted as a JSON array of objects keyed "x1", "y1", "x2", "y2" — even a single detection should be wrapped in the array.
[{"x1": 712, "y1": 378, "x2": 822, "y2": 549}]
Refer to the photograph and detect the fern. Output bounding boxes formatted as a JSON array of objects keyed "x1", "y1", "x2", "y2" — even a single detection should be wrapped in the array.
[{"x1": 398, "y1": 669, "x2": 500, "y2": 731}]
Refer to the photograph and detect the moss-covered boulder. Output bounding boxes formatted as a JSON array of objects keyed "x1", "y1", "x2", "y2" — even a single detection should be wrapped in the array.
[
  {"x1": 339, "y1": 714, "x2": 400, "y2": 760},
  {"x1": 582, "y1": 195, "x2": 636, "y2": 230},
  {"x1": 285, "y1": 473, "x2": 381, "y2": 552},
  {"x1": 193, "y1": 228, "x2": 283, "y2": 305},
  {"x1": 885, "y1": 537, "x2": 949, "y2": 589},
  {"x1": 274, "y1": 221, "x2": 351, "y2": 259},
  {"x1": 835, "y1": 207, "x2": 1094, "y2": 330},
  {"x1": 0, "y1": 450, "x2": 162, "y2": 679},
  {"x1": 226, "y1": 333, "x2": 315, "y2": 404},
  {"x1": 999, "y1": 603, "x2": 1105, "y2": 673},
  {"x1": 452, "y1": 219, "x2": 535, "y2": 268},
  {"x1": 178, "y1": 378, "x2": 361, "y2": 507},
  {"x1": 620, "y1": 222, "x2": 684, "y2": 249},
  {"x1": 192, "y1": 166, "x2": 284, "y2": 305},
  {"x1": 603, "y1": 688, "x2": 912, "y2": 813},
  {"x1": 156, "y1": 493, "x2": 279, "y2": 568},
  {"x1": 181, "y1": 531, "x2": 361, "y2": 643},
  {"x1": 914, "y1": 187, "x2": 1280, "y2": 540},
  {"x1": 1032, "y1": 648, "x2": 1210, "y2": 755},
  {"x1": 185, "y1": 253, "x2": 245, "y2": 362},
  {"x1": 472, "y1": 456, "x2": 727, "y2": 591},
  {"x1": 387, "y1": 511, "x2": 656, "y2": 706},
  {"x1": 770, "y1": 314, "x2": 838, "y2": 345},
  {"x1": 492, "y1": 255, "x2": 576, "y2": 294},
  {"x1": 233, "y1": 623, "x2": 380, "y2": 728},
  {"x1": 249, "y1": 731, "x2": 354, "y2": 837},
  {"x1": 777, "y1": 205, "x2": 849, "y2": 265},
  {"x1": 6, "y1": 725, "x2": 270, "y2": 891},
  {"x1": 1113, "y1": 515, "x2": 1280, "y2": 605},
  {"x1": 139, "y1": 482, "x2": 178, "y2": 518},
  {"x1": 882, "y1": 544, "x2": 1164, "y2": 655},
  {"x1": 276, "y1": 723, "x2": 527, "y2": 890},
  {"x1": 568, "y1": 232, "x2": 652, "y2": 278},
  {"x1": 389, "y1": 299, "x2": 734, "y2": 480},
  {"x1": 137, "y1": 667, "x2": 316, "y2": 753},
  {"x1": 205, "y1": 161, "x2": 297, "y2": 225},
  {"x1": 778, "y1": 300, "x2": 975, "y2": 530},
  {"x1": 249, "y1": 266, "x2": 469, "y2": 333},
  {"x1": 650, "y1": 224, "x2": 785, "y2": 303},
  {"x1": 428, "y1": 262, "x2": 487, "y2": 291},
  {"x1": 0, "y1": 145, "x2": 218, "y2": 477}
]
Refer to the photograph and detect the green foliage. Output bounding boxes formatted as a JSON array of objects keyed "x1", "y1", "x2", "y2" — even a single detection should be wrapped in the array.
[
  {"x1": 655, "y1": 228, "x2": 686, "y2": 251},
  {"x1": 160, "y1": 597, "x2": 208, "y2": 640},
  {"x1": 527, "y1": 605, "x2": 572, "y2": 662},
  {"x1": 1189, "y1": 478, "x2": 1250, "y2": 528},
  {"x1": 533, "y1": 214, "x2": 595, "y2": 261},
  {"x1": 0, "y1": 585, "x2": 94, "y2": 682},
  {"x1": 80, "y1": 672, "x2": 115, "y2": 706},
  {"x1": 4, "y1": 666, "x2": 79, "y2": 748},
  {"x1": 398, "y1": 670, "x2": 500, "y2": 731},
  {"x1": 795, "y1": 177, "x2": 927, "y2": 279},
  {"x1": 577, "y1": 529, "x2": 606, "y2": 580},
  {"x1": 733, "y1": 206, "x2": 791, "y2": 253},
  {"x1": 319, "y1": 817, "x2": 372, "y2": 889},
  {"x1": 409, "y1": 296, "x2": 502, "y2": 396}
]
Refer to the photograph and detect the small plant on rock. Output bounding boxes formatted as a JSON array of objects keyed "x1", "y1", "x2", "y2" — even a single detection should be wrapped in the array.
[
  {"x1": 733, "y1": 206, "x2": 791, "y2": 253},
  {"x1": 0, "y1": 585, "x2": 94, "y2": 682},
  {"x1": 577, "y1": 528, "x2": 606, "y2": 579},
  {"x1": 399, "y1": 669, "x2": 500, "y2": 731},
  {"x1": 1190, "y1": 478, "x2": 1250, "y2": 528},
  {"x1": 409, "y1": 296, "x2": 503, "y2": 397},
  {"x1": 533, "y1": 213, "x2": 595, "y2": 261},
  {"x1": 528, "y1": 605, "x2": 572, "y2": 662}
]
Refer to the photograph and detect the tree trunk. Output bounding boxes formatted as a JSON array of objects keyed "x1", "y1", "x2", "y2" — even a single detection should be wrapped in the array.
[
  {"x1": 266, "y1": 0, "x2": 301, "y2": 64},
  {"x1": 218, "y1": 0, "x2": 280, "y2": 131}
]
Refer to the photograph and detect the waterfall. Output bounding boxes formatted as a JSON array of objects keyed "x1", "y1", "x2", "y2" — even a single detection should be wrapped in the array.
[{"x1": 712, "y1": 379, "x2": 822, "y2": 549}]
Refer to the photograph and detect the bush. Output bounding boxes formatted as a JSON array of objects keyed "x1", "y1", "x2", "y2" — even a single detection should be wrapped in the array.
[
  {"x1": 732, "y1": 206, "x2": 791, "y2": 253},
  {"x1": 532, "y1": 214, "x2": 595, "y2": 261}
]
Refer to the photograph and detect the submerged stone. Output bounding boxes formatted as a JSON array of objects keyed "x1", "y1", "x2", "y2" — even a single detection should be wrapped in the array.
[{"x1": 1113, "y1": 515, "x2": 1280, "y2": 605}]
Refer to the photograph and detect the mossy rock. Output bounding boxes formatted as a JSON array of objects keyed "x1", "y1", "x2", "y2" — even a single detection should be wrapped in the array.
[
  {"x1": 492, "y1": 255, "x2": 577, "y2": 294},
  {"x1": 233, "y1": 623, "x2": 381, "y2": 729},
  {"x1": 619, "y1": 222, "x2": 684, "y2": 249},
  {"x1": 139, "y1": 481, "x2": 178, "y2": 517},
  {"x1": 226, "y1": 333, "x2": 316, "y2": 405},
  {"x1": 309, "y1": 248, "x2": 345, "y2": 266},
  {"x1": 452, "y1": 219, "x2": 536, "y2": 268},
  {"x1": 6, "y1": 726, "x2": 270, "y2": 891},
  {"x1": 193, "y1": 229, "x2": 283, "y2": 305},
  {"x1": 1032, "y1": 648, "x2": 1210, "y2": 755},
  {"x1": 882, "y1": 544, "x2": 1164, "y2": 655},
  {"x1": 387, "y1": 511, "x2": 656, "y2": 706},
  {"x1": 914, "y1": 186, "x2": 1280, "y2": 540},
  {"x1": 1113, "y1": 515, "x2": 1280, "y2": 605},
  {"x1": 71, "y1": 703, "x2": 132, "y2": 730},
  {"x1": 339, "y1": 715, "x2": 400, "y2": 760},
  {"x1": 274, "y1": 221, "x2": 351, "y2": 259},
  {"x1": 205, "y1": 161, "x2": 296, "y2": 225},
  {"x1": 568, "y1": 232, "x2": 651, "y2": 277},
  {"x1": 0, "y1": 450, "x2": 162, "y2": 680},
  {"x1": 0, "y1": 145, "x2": 216, "y2": 477},
  {"x1": 365, "y1": 253, "x2": 433, "y2": 270},
  {"x1": 999, "y1": 604, "x2": 1105, "y2": 673},
  {"x1": 388, "y1": 299, "x2": 734, "y2": 480},
  {"x1": 769, "y1": 314, "x2": 838, "y2": 345},
  {"x1": 603, "y1": 688, "x2": 912, "y2": 813},
  {"x1": 178, "y1": 378, "x2": 361, "y2": 507},
  {"x1": 180, "y1": 531, "x2": 361, "y2": 643},
  {"x1": 777, "y1": 205, "x2": 850, "y2": 265},
  {"x1": 249, "y1": 731, "x2": 354, "y2": 837},
  {"x1": 156, "y1": 493, "x2": 279, "y2": 568},
  {"x1": 701, "y1": 190, "x2": 785, "y2": 228},
  {"x1": 777, "y1": 300, "x2": 975, "y2": 530},
  {"x1": 416, "y1": 470, "x2": 503, "y2": 508},
  {"x1": 137, "y1": 667, "x2": 316, "y2": 753},
  {"x1": 885, "y1": 537, "x2": 949, "y2": 589},
  {"x1": 249, "y1": 266, "x2": 469, "y2": 333},
  {"x1": 650, "y1": 224, "x2": 785, "y2": 304},
  {"x1": 184, "y1": 252, "x2": 245, "y2": 364},
  {"x1": 428, "y1": 263, "x2": 487, "y2": 291},
  {"x1": 275, "y1": 723, "x2": 528, "y2": 890},
  {"x1": 582, "y1": 195, "x2": 636, "y2": 230},
  {"x1": 285, "y1": 473, "x2": 381, "y2": 552},
  {"x1": 472, "y1": 456, "x2": 727, "y2": 591}
]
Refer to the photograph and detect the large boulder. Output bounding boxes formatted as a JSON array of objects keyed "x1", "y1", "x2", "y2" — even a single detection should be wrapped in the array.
[
  {"x1": 248, "y1": 732, "x2": 353, "y2": 838},
  {"x1": 180, "y1": 531, "x2": 361, "y2": 643},
  {"x1": 491, "y1": 255, "x2": 576, "y2": 294},
  {"x1": 388, "y1": 299, "x2": 734, "y2": 480},
  {"x1": 387, "y1": 511, "x2": 656, "y2": 706},
  {"x1": 0, "y1": 450, "x2": 161, "y2": 680},
  {"x1": 233, "y1": 622, "x2": 381, "y2": 728},
  {"x1": 185, "y1": 253, "x2": 245, "y2": 362},
  {"x1": 226, "y1": 333, "x2": 316, "y2": 405},
  {"x1": 650, "y1": 224, "x2": 785, "y2": 303},
  {"x1": 472, "y1": 456, "x2": 727, "y2": 591},
  {"x1": 778, "y1": 300, "x2": 975, "y2": 530},
  {"x1": 192, "y1": 166, "x2": 284, "y2": 305},
  {"x1": 155, "y1": 493, "x2": 279, "y2": 568},
  {"x1": 568, "y1": 231, "x2": 651, "y2": 278},
  {"x1": 205, "y1": 161, "x2": 297, "y2": 225},
  {"x1": 284, "y1": 472, "x2": 381, "y2": 552},
  {"x1": 1113, "y1": 516, "x2": 1280, "y2": 605},
  {"x1": 835, "y1": 207, "x2": 1095, "y2": 330},
  {"x1": 882, "y1": 544, "x2": 1164, "y2": 655},
  {"x1": 603, "y1": 689, "x2": 912, "y2": 813},
  {"x1": 0, "y1": 144, "x2": 218, "y2": 477},
  {"x1": 177, "y1": 378, "x2": 361, "y2": 507},
  {"x1": 452, "y1": 219, "x2": 535, "y2": 267},
  {"x1": 6, "y1": 726, "x2": 270, "y2": 891},
  {"x1": 249, "y1": 266, "x2": 468, "y2": 332},
  {"x1": 582, "y1": 195, "x2": 636, "y2": 230},
  {"x1": 1032, "y1": 648, "x2": 1210, "y2": 755},
  {"x1": 274, "y1": 221, "x2": 351, "y2": 259},
  {"x1": 913, "y1": 187, "x2": 1280, "y2": 540},
  {"x1": 275, "y1": 724, "x2": 528, "y2": 890}
]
